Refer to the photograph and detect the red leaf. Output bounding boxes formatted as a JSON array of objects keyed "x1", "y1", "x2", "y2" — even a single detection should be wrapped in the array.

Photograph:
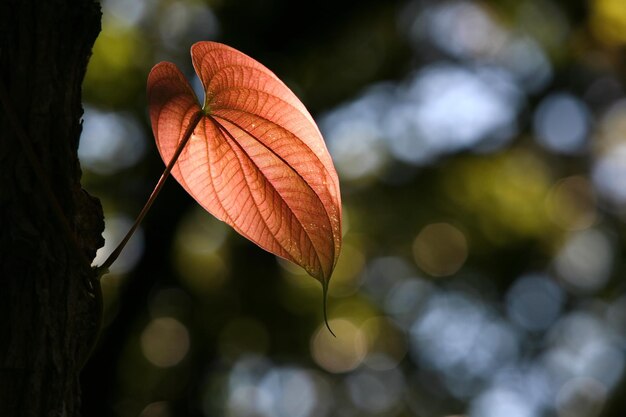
[{"x1": 147, "y1": 41, "x2": 342, "y2": 283}]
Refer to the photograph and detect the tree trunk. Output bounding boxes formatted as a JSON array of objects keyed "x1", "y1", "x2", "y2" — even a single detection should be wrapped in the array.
[{"x1": 0, "y1": 1, "x2": 103, "y2": 416}]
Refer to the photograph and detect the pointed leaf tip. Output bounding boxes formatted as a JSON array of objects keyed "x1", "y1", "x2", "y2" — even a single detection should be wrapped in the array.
[
  {"x1": 322, "y1": 280, "x2": 336, "y2": 337},
  {"x1": 147, "y1": 41, "x2": 342, "y2": 286}
]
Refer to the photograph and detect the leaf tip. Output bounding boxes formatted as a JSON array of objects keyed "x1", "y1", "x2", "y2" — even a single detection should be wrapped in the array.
[{"x1": 322, "y1": 279, "x2": 336, "y2": 337}]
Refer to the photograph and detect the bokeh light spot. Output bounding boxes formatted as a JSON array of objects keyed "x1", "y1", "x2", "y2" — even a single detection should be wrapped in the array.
[
  {"x1": 173, "y1": 207, "x2": 230, "y2": 293},
  {"x1": 470, "y1": 388, "x2": 534, "y2": 417},
  {"x1": 546, "y1": 311, "x2": 625, "y2": 389},
  {"x1": 102, "y1": 0, "x2": 147, "y2": 27},
  {"x1": 259, "y1": 367, "x2": 318, "y2": 417},
  {"x1": 362, "y1": 257, "x2": 416, "y2": 304},
  {"x1": 410, "y1": 291, "x2": 519, "y2": 392},
  {"x1": 83, "y1": 23, "x2": 146, "y2": 105},
  {"x1": 591, "y1": 0, "x2": 626, "y2": 45},
  {"x1": 139, "y1": 401, "x2": 170, "y2": 417},
  {"x1": 592, "y1": 145, "x2": 626, "y2": 207},
  {"x1": 444, "y1": 150, "x2": 554, "y2": 244},
  {"x1": 556, "y1": 377, "x2": 606, "y2": 417},
  {"x1": 388, "y1": 65, "x2": 520, "y2": 163},
  {"x1": 546, "y1": 176, "x2": 597, "y2": 231},
  {"x1": 413, "y1": 222, "x2": 468, "y2": 277},
  {"x1": 607, "y1": 295, "x2": 626, "y2": 339},
  {"x1": 323, "y1": 103, "x2": 389, "y2": 182},
  {"x1": 158, "y1": 2, "x2": 219, "y2": 52},
  {"x1": 310, "y1": 319, "x2": 367, "y2": 373},
  {"x1": 139, "y1": 401, "x2": 171, "y2": 417},
  {"x1": 422, "y1": 1, "x2": 507, "y2": 60},
  {"x1": 346, "y1": 367, "x2": 405, "y2": 413},
  {"x1": 592, "y1": 100, "x2": 626, "y2": 208},
  {"x1": 555, "y1": 229, "x2": 613, "y2": 293},
  {"x1": 534, "y1": 93, "x2": 590, "y2": 154},
  {"x1": 361, "y1": 317, "x2": 408, "y2": 370},
  {"x1": 506, "y1": 274, "x2": 564, "y2": 332},
  {"x1": 140, "y1": 317, "x2": 190, "y2": 368},
  {"x1": 79, "y1": 107, "x2": 146, "y2": 175},
  {"x1": 384, "y1": 277, "x2": 433, "y2": 327},
  {"x1": 92, "y1": 213, "x2": 144, "y2": 275}
]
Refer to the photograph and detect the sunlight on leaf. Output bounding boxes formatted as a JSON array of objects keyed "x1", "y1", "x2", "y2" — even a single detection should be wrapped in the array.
[{"x1": 147, "y1": 42, "x2": 342, "y2": 320}]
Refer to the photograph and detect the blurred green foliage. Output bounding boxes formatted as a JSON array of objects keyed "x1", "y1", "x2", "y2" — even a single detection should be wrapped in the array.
[{"x1": 80, "y1": 0, "x2": 626, "y2": 416}]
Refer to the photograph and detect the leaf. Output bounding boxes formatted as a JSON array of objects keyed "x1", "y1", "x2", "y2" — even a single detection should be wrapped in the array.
[{"x1": 147, "y1": 41, "x2": 342, "y2": 286}]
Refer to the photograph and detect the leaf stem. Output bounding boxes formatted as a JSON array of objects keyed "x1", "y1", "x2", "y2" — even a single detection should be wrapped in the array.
[{"x1": 96, "y1": 111, "x2": 203, "y2": 278}]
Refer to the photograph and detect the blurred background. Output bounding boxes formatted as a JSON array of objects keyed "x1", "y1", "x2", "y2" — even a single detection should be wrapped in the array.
[{"x1": 80, "y1": 0, "x2": 626, "y2": 416}]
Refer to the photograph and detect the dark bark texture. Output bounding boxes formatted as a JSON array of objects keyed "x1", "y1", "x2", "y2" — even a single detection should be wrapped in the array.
[{"x1": 0, "y1": 1, "x2": 103, "y2": 416}]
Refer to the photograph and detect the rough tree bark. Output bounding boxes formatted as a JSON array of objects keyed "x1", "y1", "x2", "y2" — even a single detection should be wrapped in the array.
[{"x1": 0, "y1": 1, "x2": 103, "y2": 416}]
